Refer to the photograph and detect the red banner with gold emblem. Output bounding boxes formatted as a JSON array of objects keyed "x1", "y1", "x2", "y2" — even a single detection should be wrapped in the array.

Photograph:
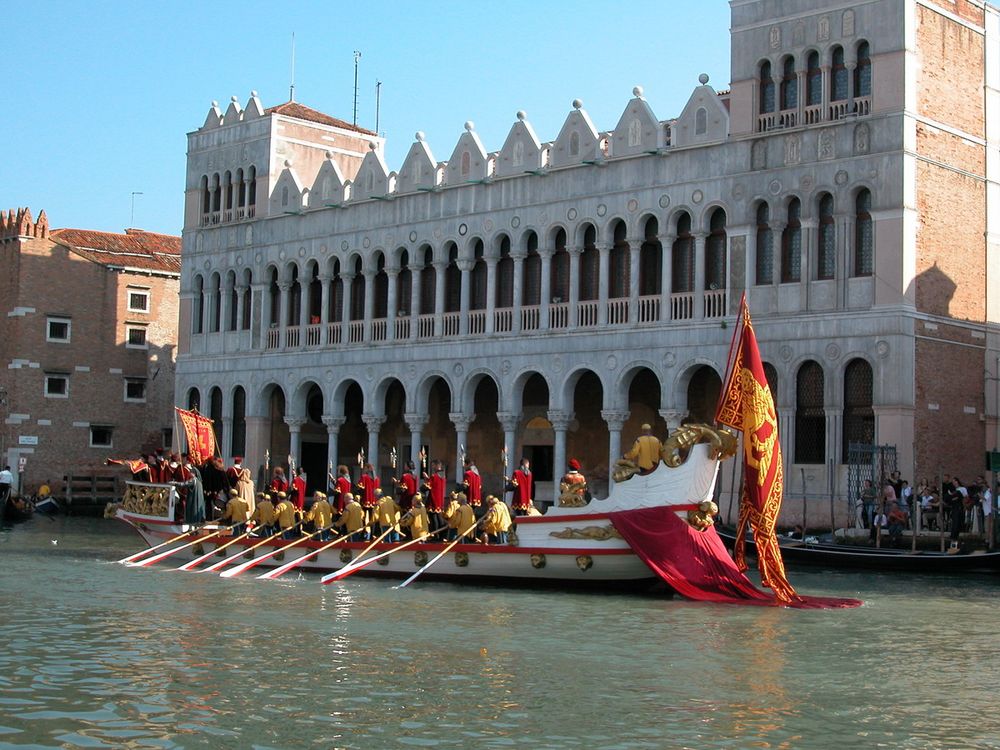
[
  {"x1": 176, "y1": 407, "x2": 216, "y2": 466},
  {"x1": 715, "y1": 296, "x2": 796, "y2": 603}
]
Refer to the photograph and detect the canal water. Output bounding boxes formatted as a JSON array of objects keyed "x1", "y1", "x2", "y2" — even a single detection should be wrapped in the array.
[{"x1": 1, "y1": 516, "x2": 998, "y2": 750}]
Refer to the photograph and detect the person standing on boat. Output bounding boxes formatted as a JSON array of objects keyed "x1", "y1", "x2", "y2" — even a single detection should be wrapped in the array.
[
  {"x1": 423, "y1": 460, "x2": 447, "y2": 531},
  {"x1": 509, "y1": 457, "x2": 533, "y2": 515},
  {"x1": 226, "y1": 457, "x2": 245, "y2": 487},
  {"x1": 274, "y1": 491, "x2": 298, "y2": 539},
  {"x1": 454, "y1": 493, "x2": 476, "y2": 541},
  {"x1": 463, "y1": 457, "x2": 482, "y2": 510},
  {"x1": 232, "y1": 462, "x2": 255, "y2": 517},
  {"x1": 179, "y1": 455, "x2": 206, "y2": 525},
  {"x1": 624, "y1": 424, "x2": 661, "y2": 474},
  {"x1": 481, "y1": 494, "x2": 512, "y2": 545},
  {"x1": 400, "y1": 493, "x2": 430, "y2": 542},
  {"x1": 561, "y1": 459, "x2": 588, "y2": 504},
  {"x1": 356, "y1": 463, "x2": 380, "y2": 538},
  {"x1": 270, "y1": 466, "x2": 289, "y2": 495},
  {"x1": 291, "y1": 467, "x2": 307, "y2": 511},
  {"x1": 375, "y1": 490, "x2": 401, "y2": 543},
  {"x1": 443, "y1": 491, "x2": 461, "y2": 541},
  {"x1": 395, "y1": 460, "x2": 419, "y2": 514},
  {"x1": 333, "y1": 465, "x2": 353, "y2": 515},
  {"x1": 306, "y1": 491, "x2": 334, "y2": 541},
  {"x1": 251, "y1": 492, "x2": 278, "y2": 536},
  {"x1": 219, "y1": 488, "x2": 251, "y2": 536},
  {"x1": 980, "y1": 477, "x2": 994, "y2": 550},
  {"x1": 335, "y1": 493, "x2": 365, "y2": 542},
  {"x1": 0, "y1": 465, "x2": 13, "y2": 504}
]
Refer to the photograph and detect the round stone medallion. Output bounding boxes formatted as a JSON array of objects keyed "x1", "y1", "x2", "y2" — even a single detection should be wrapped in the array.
[
  {"x1": 278, "y1": 250, "x2": 287, "y2": 260},
  {"x1": 627, "y1": 199, "x2": 639, "y2": 213},
  {"x1": 658, "y1": 194, "x2": 671, "y2": 209},
  {"x1": 825, "y1": 343, "x2": 841, "y2": 360},
  {"x1": 876, "y1": 340, "x2": 890, "y2": 358},
  {"x1": 596, "y1": 204, "x2": 607, "y2": 217},
  {"x1": 780, "y1": 344, "x2": 793, "y2": 362},
  {"x1": 453, "y1": 362, "x2": 464, "y2": 376},
  {"x1": 363, "y1": 237, "x2": 371, "y2": 249},
  {"x1": 768, "y1": 180, "x2": 782, "y2": 195},
  {"x1": 607, "y1": 354, "x2": 618, "y2": 370},
  {"x1": 458, "y1": 223, "x2": 467, "y2": 236},
  {"x1": 409, "y1": 230, "x2": 418, "y2": 243},
  {"x1": 511, "y1": 216, "x2": 521, "y2": 228},
  {"x1": 483, "y1": 219, "x2": 494, "y2": 232},
  {"x1": 835, "y1": 170, "x2": 849, "y2": 186},
  {"x1": 341, "y1": 240, "x2": 349, "y2": 251},
  {"x1": 298, "y1": 246, "x2": 307, "y2": 257},
  {"x1": 691, "y1": 189, "x2": 704, "y2": 204},
  {"x1": 567, "y1": 208, "x2": 578, "y2": 221}
]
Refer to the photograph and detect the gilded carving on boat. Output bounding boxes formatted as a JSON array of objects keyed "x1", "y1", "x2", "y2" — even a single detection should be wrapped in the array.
[
  {"x1": 340, "y1": 549, "x2": 353, "y2": 563},
  {"x1": 454, "y1": 551, "x2": 469, "y2": 567},
  {"x1": 575, "y1": 555, "x2": 593, "y2": 571},
  {"x1": 549, "y1": 525, "x2": 623, "y2": 541},
  {"x1": 530, "y1": 553, "x2": 546, "y2": 569},
  {"x1": 120, "y1": 484, "x2": 172, "y2": 516},
  {"x1": 687, "y1": 500, "x2": 720, "y2": 531}
]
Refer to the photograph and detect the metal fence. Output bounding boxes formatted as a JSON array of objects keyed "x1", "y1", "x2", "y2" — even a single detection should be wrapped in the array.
[{"x1": 846, "y1": 443, "x2": 897, "y2": 528}]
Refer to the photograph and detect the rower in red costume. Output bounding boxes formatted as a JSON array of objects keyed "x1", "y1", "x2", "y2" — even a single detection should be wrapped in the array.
[
  {"x1": 395, "y1": 461, "x2": 418, "y2": 513},
  {"x1": 333, "y1": 465, "x2": 352, "y2": 514},
  {"x1": 463, "y1": 457, "x2": 482, "y2": 508},
  {"x1": 291, "y1": 467, "x2": 307, "y2": 510},
  {"x1": 356, "y1": 463, "x2": 380, "y2": 510},
  {"x1": 511, "y1": 457, "x2": 533, "y2": 515}
]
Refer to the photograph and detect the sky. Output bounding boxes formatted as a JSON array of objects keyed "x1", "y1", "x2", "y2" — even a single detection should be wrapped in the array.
[{"x1": 2, "y1": 1, "x2": 732, "y2": 237}]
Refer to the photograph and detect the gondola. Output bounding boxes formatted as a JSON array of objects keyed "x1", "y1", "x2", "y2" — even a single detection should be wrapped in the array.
[
  {"x1": 2, "y1": 495, "x2": 35, "y2": 524},
  {"x1": 716, "y1": 526, "x2": 1000, "y2": 574}
]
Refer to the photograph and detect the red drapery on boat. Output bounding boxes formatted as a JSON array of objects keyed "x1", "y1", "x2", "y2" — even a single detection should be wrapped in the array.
[
  {"x1": 176, "y1": 407, "x2": 216, "y2": 466},
  {"x1": 609, "y1": 507, "x2": 862, "y2": 609}
]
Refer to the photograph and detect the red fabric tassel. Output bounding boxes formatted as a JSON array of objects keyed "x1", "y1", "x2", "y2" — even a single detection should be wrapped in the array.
[{"x1": 609, "y1": 507, "x2": 862, "y2": 609}]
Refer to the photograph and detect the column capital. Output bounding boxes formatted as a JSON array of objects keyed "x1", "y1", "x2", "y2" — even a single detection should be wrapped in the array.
[
  {"x1": 600, "y1": 409, "x2": 630, "y2": 430},
  {"x1": 362, "y1": 413, "x2": 386, "y2": 431},
  {"x1": 692, "y1": 231, "x2": 708, "y2": 242},
  {"x1": 566, "y1": 245, "x2": 583, "y2": 256},
  {"x1": 341, "y1": 271, "x2": 356, "y2": 281},
  {"x1": 659, "y1": 409, "x2": 686, "y2": 432},
  {"x1": 317, "y1": 273, "x2": 333, "y2": 283},
  {"x1": 235, "y1": 283, "x2": 248, "y2": 293},
  {"x1": 449, "y1": 411, "x2": 476, "y2": 431},
  {"x1": 404, "y1": 413, "x2": 430, "y2": 430},
  {"x1": 538, "y1": 246, "x2": 555, "y2": 258},
  {"x1": 547, "y1": 410, "x2": 574, "y2": 431},
  {"x1": 278, "y1": 282, "x2": 292, "y2": 292},
  {"x1": 284, "y1": 416, "x2": 308, "y2": 430},
  {"x1": 432, "y1": 260, "x2": 449, "y2": 271},
  {"x1": 456, "y1": 259, "x2": 474, "y2": 273},
  {"x1": 385, "y1": 266, "x2": 400, "y2": 277},
  {"x1": 321, "y1": 415, "x2": 346, "y2": 433},
  {"x1": 510, "y1": 251, "x2": 527, "y2": 262},
  {"x1": 496, "y1": 411, "x2": 521, "y2": 432},
  {"x1": 659, "y1": 232, "x2": 677, "y2": 245}
]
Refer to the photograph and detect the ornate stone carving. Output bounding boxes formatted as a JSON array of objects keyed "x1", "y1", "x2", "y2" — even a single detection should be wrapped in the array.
[{"x1": 549, "y1": 525, "x2": 622, "y2": 541}]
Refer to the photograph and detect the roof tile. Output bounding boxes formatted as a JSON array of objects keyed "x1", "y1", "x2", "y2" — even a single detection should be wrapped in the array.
[{"x1": 51, "y1": 228, "x2": 181, "y2": 274}]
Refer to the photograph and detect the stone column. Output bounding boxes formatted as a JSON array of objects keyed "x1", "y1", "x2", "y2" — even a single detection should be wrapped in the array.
[
  {"x1": 659, "y1": 409, "x2": 686, "y2": 435},
  {"x1": 405, "y1": 413, "x2": 429, "y2": 470},
  {"x1": 771, "y1": 221, "x2": 786, "y2": 288},
  {"x1": 800, "y1": 218, "x2": 816, "y2": 309},
  {"x1": 433, "y1": 260, "x2": 447, "y2": 336},
  {"x1": 449, "y1": 412, "x2": 475, "y2": 482},
  {"x1": 597, "y1": 244, "x2": 609, "y2": 326},
  {"x1": 497, "y1": 412, "x2": 521, "y2": 501},
  {"x1": 601, "y1": 410, "x2": 630, "y2": 490},
  {"x1": 846, "y1": 62, "x2": 856, "y2": 108},
  {"x1": 821, "y1": 64, "x2": 831, "y2": 116},
  {"x1": 457, "y1": 259, "x2": 472, "y2": 336},
  {"x1": 485, "y1": 258, "x2": 497, "y2": 334},
  {"x1": 548, "y1": 410, "x2": 573, "y2": 505},
  {"x1": 363, "y1": 271, "x2": 376, "y2": 341},
  {"x1": 628, "y1": 238, "x2": 641, "y2": 323},
  {"x1": 244, "y1": 415, "x2": 269, "y2": 484},
  {"x1": 220, "y1": 417, "x2": 233, "y2": 459},
  {"x1": 278, "y1": 282, "x2": 291, "y2": 330},
  {"x1": 318, "y1": 274, "x2": 332, "y2": 326},
  {"x1": 322, "y1": 416, "x2": 346, "y2": 478},
  {"x1": 410, "y1": 264, "x2": 423, "y2": 340},
  {"x1": 511, "y1": 252, "x2": 526, "y2": 334},
  {"x1": 693, "y1": 232, "x2": 707, "y2": 320},
  {"x1": 539, "y1": 247, "x2": 552, "y2": 330},
  {"x1": 285, "y1": 416, "x2": 307, "y2": 466},
  {"x1": 568, "y1": 246, "x2": 581, "y2": 327},
  {"x1": 341, "y1": 271, "x2": 354, "y2": 343},
  {"x1": 659, "y1": 233, "x2": 675, "y2": 321},
  {"x1": 235, "y1": 285, "x2": 247, "y2": 333},
  {"x1": 298, "y1": 282, "x2": 309, "y2": 332},
  {"x1": 250, "y1": 283, "x2": 266, "y2": 348},
  {"x1": 796, "y1": 68, "x2": 806, "y2": 124},
  {"x1": 362, "y1": 413, "x2": 385, "y2": 471},
  {"x1": 386, "y1": 267, "x2": 399, "y2": 341}
]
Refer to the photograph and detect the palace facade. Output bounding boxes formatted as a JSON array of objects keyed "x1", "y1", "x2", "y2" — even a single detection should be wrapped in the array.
[{"x1": 176, "y1": 0, "x2": 1000, "y2": 523}]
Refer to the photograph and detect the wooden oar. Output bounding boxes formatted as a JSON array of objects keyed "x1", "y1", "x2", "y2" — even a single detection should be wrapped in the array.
[
  {"x1": 128, "y1": 527, "x2": 230, "y2": 568},
  {"x1": 202, "y1": 528, "x2": 288, "y2": 573},
  {"x1": 256, "y1": 527, "x2": 353, "y2": 580},
  {"x1": 176, "y1": 527, "x2": 256, "y2": 571},
  {"x1": 321, "y1": 526, "x2": 448, "y2": 584},
  {"x1": 117, "y1": 527, "x2": 198, "y2": 564},
  {"x1": 396, "y1": 519, "x2": 482, "y2": 588},
  {"x1": 219, "y1": 529, "x2": 323, "y2": 578}
]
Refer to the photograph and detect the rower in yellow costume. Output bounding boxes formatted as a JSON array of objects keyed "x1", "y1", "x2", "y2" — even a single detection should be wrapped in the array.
[
  {"x1": 251, "y1": 492, "x2": 277, "y2": 536},
  {"x1": 481, "y1": 495, "x2": 512, "y2": 545},
  {"x1": 273, "y1": 491, "x2": 298, "y2": 539},
  {"x1": 219, "y1": 488, "x2": 251, "y2": 536},
  {"x1": 306, "y1": 491, "x2": 333, "y2": 541},
  {"x1": 375, "y1": 492, "x2": 401, "y2": 543},
  {"x1": 400, "y1": 493, "x2": 430, "y2": 542},
  {"x1": 624, "y1": 423, "x2": 661, "y2": 473},
  {"x1": 335, "y1": 493, "x2": 366, "y2": 542},
  {"x1": 443, "y1": 491, "x2": 461, "y2": 541},
  {"x1": 454, "y1": 493, "x2": 477, "y2": 541}
]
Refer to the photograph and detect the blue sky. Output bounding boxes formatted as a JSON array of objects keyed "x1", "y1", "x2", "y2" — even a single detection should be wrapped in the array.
[{"x1": 2, "y1": 1, "x2": 731, "y2": 236}]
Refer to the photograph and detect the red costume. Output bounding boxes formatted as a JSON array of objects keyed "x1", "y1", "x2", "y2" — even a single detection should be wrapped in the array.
[
  {"x1": 512, "y1": 467, "x2": 533, "y2": 511},
  {"x1": 425, "y1": 473, "x2": 446, "y2": 513},
  {"x1": 226, "y1": 460, "x2": 244, "y2": 487},
  {"x1": 291, "y1": 475, "x2": 307, "y2": 510},
  {"x1": 463, "y1": 468, "x2": 482, "y2": 507},
  {"x1": 357, "y1": 473, "x2": 380, "y2": 509},
  {"x1": 397, "y1": 471, "x2": 417, "y2": 511},
  {"x1": 270, "y1": 475, "x2": 289, "y2": 494},
  {"x1": 334, "y1": 475, "x2": 352, "y2": 513}
]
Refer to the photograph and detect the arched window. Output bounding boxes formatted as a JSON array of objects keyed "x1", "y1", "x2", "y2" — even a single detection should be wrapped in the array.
[
  {"x1": 639, "y1": 218, "x2": 661, "y2": 296},
  {"x1": 755, "y1": 202, "x2": 773, "y2": 285},
  {"x1": 471, "y1": 241, "x2": 487, "y2": 310},
  {"x1": 759, "y1": 61, "x2": 775, "y2": 114},
  {"x1": 579, "y1": 226, "x2": 599, "y2": 301},
  {"x1": 695, "y1": 108, "x2": 707, "y2": 135},
  {"x1": 209, "y1": 387, "x2": 223, "y2": 450},
  {"x1": 231, "y1": 386, "x2": 246, "y2": 457},
  {"x1": 817, "y1": 193, "x2": 835, "y2": 280},
  {"x1": 763, "y1": 363, "x2": 779, "y2": 404},
  {"x1": 445, "y1": 245, "x2": 461, "y2": 313},
  {"x1": 281, "y1": 186, "x2": 289, "y2": 208},
  {"x1": 496, "y1": 236, "x2": 513, "y2": 308},
  {"x1": 806, "y1": 51, "x2": 822, "y2": 106},
  {"x1": 831, "y1": 46, "x2": 848, "y2": 102},
  {"x1": 855, "y1": 41, "x2": 872, "y2": 98},
  {"x1": 373, "y1": 255, "x2": 388, "y2": 319},
  {"x1": 780, "y1": 56, "x2": 798, "y2": 111},
  {"x1": 288, "y1": 266, "x2": 301, "y2": 326},
  {"x1": 461, "y1": 151, "x2": 471, "y2": 177},
  {"x1": 672, "y1": 213, "x2": 694, "y2": 293},
  {"x1": 210, "y1": 273, "x2": 222, "y2": 332},
  {"x1": 227, "y1": 272, "x2": 238, "y2": 331},
  {"x1": 609, "y1": 222, "x2": 629, "y2": 300},
  {"x1": 781, "y1": 198, "x2": 802, "y2": 283},
  {"x1": 854, "y1": 189, "x2": 873, "y2": 277},
  {"x1": 842, "y1": 358, "x2": 874, "y2": 462},
  {"x1": 268, "y1": 268, "x2": 280, "y2": 327},
  {"x1": 193, "y1": 275, "x2": 205, "y2": 334},
  {"x1": 187, "y1": 387, "x2": 201, "y2": 412},
  {"x1": 397, "y1": 251, "x2": 412, "y2": 316},
  {"x1": 223, "y1": 171, "x2": 233, "y2": 215},
  {"x1": 795, "y1": 361, "x2": 825, "y2": 464},
  {"x1": 211, "y1": 174, "x2": 221, "y2": 213},
  {"x1": 247, "y1": 166, "x2": 257, "y2": 208},
  {"x1": 331, "y1": 261, "x2": 344, "y2": 323},
  {"x1": 350, "y1": 258, "x2": 365, "y2": 320},
  {"x1": 551, "y1": 230, "x2": 570, "y2": 303},
  {"x1": 419, "y1": 248, "x2": 435, "y2": 315},
  {"x1": 523, "y1": 233, "x2": 541, "y2": 305},
  {"x1": 241, "y1": 269, "x2": 252, "y2": 330},
  {"x1": 705, "y1": 209, "x2": 727, "y2": 291},
  {"x1": 309, "y1": 263, "x2": 324, "y2": 322},
  {"x1": 200, "y1": 176, "x2": 210, "y2": 218}
]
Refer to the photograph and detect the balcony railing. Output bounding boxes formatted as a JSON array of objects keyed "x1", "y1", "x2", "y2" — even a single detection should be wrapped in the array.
[
  {"x1": 549, "y1": 302, "x2": 569, "y2": 329},
  {"x1": 638, "y1": 295, "x2": 660, "y2": 324},
  {"x1": 417, "y1": 314, "x2": 435, "y2": 338},
  {"x1": 704, "y1": 289, "x2": 727, "y2": 319},
  {"x1": 804, "y1": 103, "x2": 823, "y2": 125},
  {"x1": 266, "y1": 327, "x2": 280, "y2": 349},
  {"x1": 495, "y1": 308, "x2": 513, "y2": 333},
  {"x1": 521, "y1": 305, "x2": 540, "y2": 331},
  {"x1": 305, "y1": 324, "x2": 323, "y2": 347},
  {"x1": 578, "y1": 300, "x2": 598, "y2": 327},
  {"x1": 285, "y1": 326, "x2": 300, "y2": 348},
  {"x1": 671, "y1": 292, "x2": 694, "y2": 321},
  {"x1": 607, "y1": 298, "x2": 628, "y2": 326},
  {"x1": 348, "y1": 321, "x2": 364, "y2": 343},
  {"x1": 371, "y1": 319, "x2": 387, "y2": 342},
  {"x1": 394, "y1": 316, "x2": 410, "y2": 340},
  {"x1": 469, "y1": 310, "x2": 486, "y2": 335},
  {"x1": 442, "y1": 312, "x2": 460, "y2": 337},
  {"x1": 327, "y1": 322, "x2": 342, "y2": 345}
]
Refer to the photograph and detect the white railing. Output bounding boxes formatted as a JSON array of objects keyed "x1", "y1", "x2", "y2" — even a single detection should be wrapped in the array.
[
  {"x1": 607, "y1": 298, "x2": 628, "y2": 326},
  {"x1": 804, "y1": 103, "x2": 823, "y2": 125},
  {"x1": 829, "y1": 100, "x2": 850, "y2": 120},
  {"x1": 469, "y1": 310, "x2": 486, "y2": 335},
  {"x1": 222, "y1": 209, "x2": 233, "y2": 223},
  {"x1": 236, "y1": 208, "x2": 245, "y2": 221},
  {"x1": 703, "y1": 289, "x2": 727, "y2": 319},
  {"x1": 266, "y1": 327, "x2": 280, "y2": 349},
  {"x1": 757, "y1": 112, "x2": 776, "y2": 133},
  {"x1": 285, "y1": 326, "x2": 300, "y2": 348},
  {"x1": 577, "y1": 301, "x2": 598, "y2": 327},
  {"x1": 521, "y1": 305, "x2": 540, "y2": 331},
  {"x1": 442, "y1": 312, "x2": 460, "y2": 337},
  {"x1": 854, "y1": 96, "x2": 871, "y2": 116},
  {"x1": 394, "y1": 317, "x2": 410, "y2": 340},
  {"x1": 371, "y1": 319, "x2": 387, "y2": 342},
  {"x1": 494, "y1": 308, "x2": 513, "y2": 333},
  {"x1": 326, "y1": 322, "x2": 342, "y2": 345},
  {"x1": 638, "y1": 295, "x2": 660, "y2": 324},
  {"x1": 549, "y1": 302, "x2": 569, "y2": 329},
  {"x1": 305, "y1": 324, "x2": 322, "y2": 346},
  {"x1": 247, "y1": 205, "x2": 256, "y2": 218},
  {"x1": 349, "y1": 321, "x2": 365, "y2": 343},
  {"x1": 671, "y1": 293, "x2": 694, "y2": 321},
  {"x1": 417, "y1": 314, "x2": 435, "y2": 338}
]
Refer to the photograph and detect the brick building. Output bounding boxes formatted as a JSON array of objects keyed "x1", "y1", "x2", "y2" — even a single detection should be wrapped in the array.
[
  {"x1": 0, "y1": 208, "x2": 181, "y2": 495},
  {"x1": 174, "y1": 0, "x2": 1000, "y2": 525}
]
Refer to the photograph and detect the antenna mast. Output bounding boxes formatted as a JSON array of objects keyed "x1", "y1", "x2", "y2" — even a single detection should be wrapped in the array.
[
  {"x1": 289, "y1": 32, "x2": 296, "y2": 101},
  {"x1": 375, "y1": 79, "x2": 382, "y2": 134},
  {"x1": 353, "y1": 50, "x2": 362, "y2": 125}
]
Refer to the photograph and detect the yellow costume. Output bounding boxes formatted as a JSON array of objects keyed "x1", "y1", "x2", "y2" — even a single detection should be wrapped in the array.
[
  {"x1": 307, "y1": 498, "x2": 333, "y2": 529},
  {"x1": 402, "y1": 504, "x2": 430, "y2": 539},
  {"x1": 251, "y1": 498, "x2": 276, "y2": 526},
  {"x1": 337, "y1": 500, "x2": 365, "y2": 533},
  {"x1": 444, "y1": 497, "x2": 461, "y2": 529},
  {"x1": 455, "y1": 504, "x2": 476, "y2": 536},
  {"x1": 483, "y1": 501, "x2": 512, "y2": 536},
  {"x1": 375, "y1": 495, "x2": 401, "y2": 529},
  {"x1": 625, "y1": 433, "x2": 661, "y2": 471},
  {"x1": 274, "y1": 499, "x2": 297, "y2": 530},
  {"x1": 221, "y1": 496, "x2": 251, "y2": 524}
]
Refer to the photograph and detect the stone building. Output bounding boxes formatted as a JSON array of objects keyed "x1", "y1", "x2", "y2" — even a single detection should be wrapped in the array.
[
  {"x1": 0, "y1": 208, "x2": 181, "y2": 493},
  {"x1": 175, "y1": 0, "x2": 1000, "y2": 524}
]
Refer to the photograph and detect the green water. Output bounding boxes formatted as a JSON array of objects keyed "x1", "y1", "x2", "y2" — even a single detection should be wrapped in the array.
[{"x1": 1, "y1": 517, "x2": 998, "y2": 749}]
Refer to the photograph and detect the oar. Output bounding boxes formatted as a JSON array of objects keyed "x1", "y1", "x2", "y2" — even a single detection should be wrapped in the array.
[
  {"x1": 321, "y1": 525, "x2": 448, "y2": 585},
  {"x1": 176, "y1": 527, "x2": 256, "y2": 571},
  {"x1": 256, "y1": 526, "x2": 353, "y2": 580},
  {"x1": 128, "y1": 527, "x2": 230, "y2": 568},
  {"x1": 396, "y1": 519, "x2": 482, "y2": 588},
  {"x1": 202, "y1": 528, "x2": 289, "y2": 573},
  {"x1": 219, "y1": 528, "x2": 323, "y2": 579},
  {"x1": 117, "y1": 527, "x2": 199, "y2": 564}
]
